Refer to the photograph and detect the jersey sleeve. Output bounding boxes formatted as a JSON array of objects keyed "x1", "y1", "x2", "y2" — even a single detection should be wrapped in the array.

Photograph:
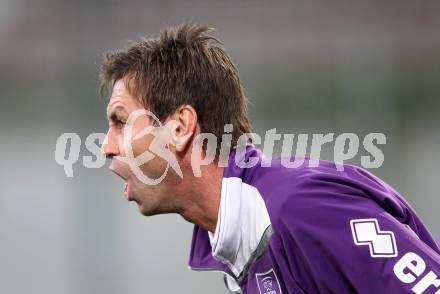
[{"x1": 277, "y1": 170, "x2": 440, "y2": 294}]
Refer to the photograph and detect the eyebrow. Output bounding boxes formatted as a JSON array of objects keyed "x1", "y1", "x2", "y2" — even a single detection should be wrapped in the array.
[{"x1": 107, "y1": 105, "x2": 127, "y2": 122}]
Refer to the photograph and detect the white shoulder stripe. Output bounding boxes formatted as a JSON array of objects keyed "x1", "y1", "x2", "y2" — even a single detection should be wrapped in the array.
[{"x1": 210, "y1": 177, "x2": 272, "y2": 277}]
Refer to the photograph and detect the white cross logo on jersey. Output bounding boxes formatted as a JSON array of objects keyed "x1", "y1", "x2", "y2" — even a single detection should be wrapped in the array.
[{"x1": 350, "y1": 218, "x2": 398, "y2": 258}]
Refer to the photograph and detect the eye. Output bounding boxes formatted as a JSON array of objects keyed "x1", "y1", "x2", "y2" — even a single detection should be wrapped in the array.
[
  {"x1": 110, "y1": 120, "x2": 125, "y2": 130},
  {"x1": 116, "y1": 120, "x2": 126, "y2": 128}
]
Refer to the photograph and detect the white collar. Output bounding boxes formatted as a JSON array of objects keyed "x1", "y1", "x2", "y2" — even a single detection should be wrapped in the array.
[{"x1": 208, "y1": 177, "x2": 272, "y2": 277}]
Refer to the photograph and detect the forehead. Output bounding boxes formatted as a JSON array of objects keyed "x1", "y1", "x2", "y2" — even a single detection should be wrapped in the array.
[
  {"x1": 107, "y1": 79, "x2": 141, "y2": 111},
  {"x1": 108, "y1": 79, "x2": 129, "y2": 104}
]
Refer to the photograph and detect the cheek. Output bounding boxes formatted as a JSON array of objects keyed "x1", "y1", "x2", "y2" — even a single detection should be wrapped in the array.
[
  {"x1": 130, "y1": 132, "x2": 168, "y2": 177},
  {"x1": 125, "y1": 120, "x2": 171, "y2": 180},
  {"x1": 130, "y1": 132, "x2": 153, "y2": 158},
  {"x1": 118, "y1": 118, "x2": 150, "y2": 157},
  {"x1": 131, "y1": 117, "x2": 153, "y2": 156}
]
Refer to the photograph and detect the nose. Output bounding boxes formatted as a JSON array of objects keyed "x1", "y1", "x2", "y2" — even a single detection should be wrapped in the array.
[{"x1": 101, "y1": 129, "x2": 119, "y2": 158}]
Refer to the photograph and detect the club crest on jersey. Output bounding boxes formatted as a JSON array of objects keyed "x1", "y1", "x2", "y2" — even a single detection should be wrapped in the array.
[
  {"x1": 350, "y1": 218, "x2": 398, "y2": 257},
  {"x1": 256, "y1": 268, "x2": 282, "y2": 294}
]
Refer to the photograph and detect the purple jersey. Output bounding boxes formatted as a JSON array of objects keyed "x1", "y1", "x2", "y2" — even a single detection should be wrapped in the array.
[{"x1": 189, "y1": 146, "x2": 440, "y2": 293}]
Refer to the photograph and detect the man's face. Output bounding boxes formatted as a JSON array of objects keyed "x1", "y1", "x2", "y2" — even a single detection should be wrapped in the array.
[{"x1": 102, "y1": 79, "x2": 176, "y2": 215}]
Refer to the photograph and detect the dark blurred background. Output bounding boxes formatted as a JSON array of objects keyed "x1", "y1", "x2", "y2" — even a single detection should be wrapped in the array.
[{"x1": 0, "y1": 0, "x2": 439, "y2": 293}]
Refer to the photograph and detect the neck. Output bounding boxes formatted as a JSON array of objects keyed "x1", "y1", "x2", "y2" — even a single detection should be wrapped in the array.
[{"x1": 177, "y1": 163, "x2": 224, "y2": 233}]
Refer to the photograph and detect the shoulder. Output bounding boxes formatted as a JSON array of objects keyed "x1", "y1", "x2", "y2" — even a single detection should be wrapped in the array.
[
  {"x1": 244, "y1": 158, "x2": 408, "y2": 232},
  {"x1": 225, "y1": 146, "x2": 409, "y2": 229}
]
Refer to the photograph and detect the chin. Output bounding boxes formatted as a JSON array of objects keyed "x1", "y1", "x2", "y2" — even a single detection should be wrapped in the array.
[
  {"x1": 138, "y1": 201, "x2": 159, "y2": 216},
  {"x1": 138, "y1": 198, "x2": 175, "y2": 217}
]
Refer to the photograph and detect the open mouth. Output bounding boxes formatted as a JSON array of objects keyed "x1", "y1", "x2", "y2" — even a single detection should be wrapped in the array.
[
  {"x1": 111, "y1": 167, "x2": 126, "y2": 182},
  {"x1": 114, "y1": 173, "x2": 130, "y2": 199},
  {"x1": 124, "y1": 181, "x2": 135, "y2": 201},
  {"x1": 110, "y1": 160, "x2": 135, "y2": 201}
]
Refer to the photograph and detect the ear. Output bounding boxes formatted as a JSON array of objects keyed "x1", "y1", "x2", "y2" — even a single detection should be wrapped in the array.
[{"x1": 167, "y1": 105, "x2": 197, "y2": 152}]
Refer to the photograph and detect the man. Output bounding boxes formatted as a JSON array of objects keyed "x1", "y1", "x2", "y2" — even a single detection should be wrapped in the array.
[{"x1": 100, "y1": 23, "x2": 440, "y2": 293}]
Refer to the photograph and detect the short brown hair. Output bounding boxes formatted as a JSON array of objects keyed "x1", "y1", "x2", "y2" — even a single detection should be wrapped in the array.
[{"x1": 100, "y1": 22, "x2": 252, "y2": 149}]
